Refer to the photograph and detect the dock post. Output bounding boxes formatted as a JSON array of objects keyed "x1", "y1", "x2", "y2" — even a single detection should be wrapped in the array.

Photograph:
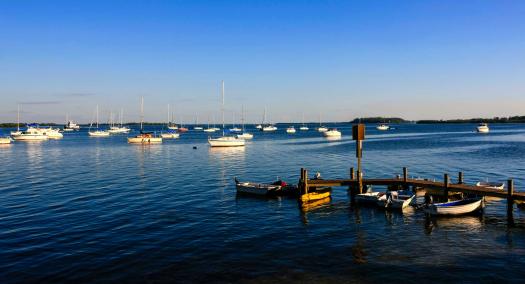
[
  {"x1": 300, "y1": 168, "x2": 305, "y2": 195},
  {"x1": 357, "y1": 170, "x2": 362, "y2": 194},
  {"x1": 403, "y1": 167, "x2": 408, "y2": 182},
  {"x1": 350, "y1": 167, "x2": 355, "y2": 180},
  {"x1": 444, "y1": 173, "x2": 449, "y2": 201},
  {"x1": 304, "y1": 169, "x2": 309, "y2": 195},
  {"x1": 458, "y1": 172, "x2": 464, "y2": 184},
  {"x1": 507, "y1": 179, "x2": 514, "y2": 225}
]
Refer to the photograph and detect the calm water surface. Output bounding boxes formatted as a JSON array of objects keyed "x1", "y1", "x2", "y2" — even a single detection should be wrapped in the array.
[{"x1": 1, "y1": 123, "x2": 525, "y2": 283}]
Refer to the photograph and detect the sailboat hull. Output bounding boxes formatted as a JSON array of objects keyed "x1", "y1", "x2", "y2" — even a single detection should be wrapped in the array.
[
  {"x1": 208, "y1": 137, "x2": 245, "y2": 147},
  {"x1": 128, "y1": 137, "x2": 163, "y2": 143}
]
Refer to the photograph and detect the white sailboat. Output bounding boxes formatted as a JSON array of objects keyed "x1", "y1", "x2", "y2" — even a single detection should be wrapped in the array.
[
  {"x1": 193, "y1": 114, "x2": 203, "y2": 130},
  {"x1": 299, "y1": 112, "x2": 309, "y2": 131},
  {"x1": 209, "y1": 81, "x2": 245, "y2": 147},
  {"x1": 236, "y1": 105, "x2": 253, "y2": 139},
  {"x1": 10, "y1": 105, "x2": 22, "y2": 136},
  {"x1": 161, "y1": 104, "x2": 180, "y2": 139},
  {"x1": 108, "y1": 109, "x2": 131, "y2": 134},
  {"x1": 317, "y1": 113, "x2": 328, "y2": 132},
  {"x1": 128, "y1": 97, "x2": 162, "y2": 143},
  {"x1": 88, "y1": 105, "x2": 110, "y2": 137},
  {"x1": 229, "y1": 113, "x2": 242, "y2": 132},
  {"x1": 167, "y1": 109, "x2": 178, "y2": 130},
  {"x1": 286, "y1": 126, "x2": 296, "y2": 134},
  {"x1": 260, "y1": 108, "x2": 277, "y2": 132}
]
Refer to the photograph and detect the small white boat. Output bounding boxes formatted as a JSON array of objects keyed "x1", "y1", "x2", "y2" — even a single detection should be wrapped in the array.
[
  {"x1": 88, "y1": 105, "x2": 110, "y2": 137},
  {"x1": 128, "y1": 97, "x2": 162, "y2": 144},
  {"x1": 323, "y1": 128, "x2": 341, "y2": 137},
  {"x1": 229, "y1": 127, "x2": 242, "y2": 132},
  {"x1": 300, "y1": 126, "x2": 309, "y2": 131},
  {"x1": 0, "y1": 137, "x2": 13, "y2": 144},
  {"x1": 477, "y1": 123, "x2": 489, "y2": 133},
  {"x1": 356, "y1": 192, "x2": 384, "y2": 204},
  {"x1": 208, "y1": 81, "x2": 245, "y2": 147},
  {"x1": 193, "y1": 126, "x2": 203, "y2": 130},
  {"x1": 236, "y1": 132, "x2": 253, "y2": 139},
  {"x1": 255, "y1": 124, "x2": 262, "y2": 129},
  {"x1": 377, "y1": 191, "x2": 415, "y2": 209},
  {"x1": 108, "y1": 126, "x2": 131, "y2": 134},
  {"x1": 424, "y1": 198, "x2": 484, "y2": 216},
  {"x1": 262, "y1": 125, "x2": 277, "y2": 132},
  {"x1": 317, "y1": 126, "x2": 328, "y2": 132},
  {"x1": 160, "y1": 131, "x2": 180, "y2": 139},
  {"x1": 376, "y1": 124, "x2": 390, "y2": 131},
  {"x1": 235, "y1": 181, "x2": 282, "y2": 196},
  {"x1": 203, "y1": 128, "x2": 217, "y2": 133},
  {"x1": 476, "y1": 181, "x2": 504, "y2": 190},
  {"x1": 167, "y1": 125, "x2": 178, "y2": 130},
  {"x1": 209, "y1": 136, "x2": 245, "y2": 147},
  {"x1": 63, "y1": 120, "x2": 80, "y2": 131},
  {"x1": 286, "y1": 126, "x2": 296, "y2": 134}
]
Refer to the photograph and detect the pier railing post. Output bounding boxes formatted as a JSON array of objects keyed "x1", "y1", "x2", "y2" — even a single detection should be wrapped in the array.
[
  {"x1": 444, "y1": 173, "x2": 449, "y2": 201},
  {"x1": 507, "y1": 179, "x2": 514, "y2": 225},
  {"x1": 458, "y1": 172, "x2": 464, "y2": 184}
]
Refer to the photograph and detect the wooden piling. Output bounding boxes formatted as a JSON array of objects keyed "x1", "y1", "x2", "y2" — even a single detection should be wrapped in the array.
[
  {"x1": 444, "y1": 173, "x2": 449, "y2": 200},
  {"x1": 508, "y1": 179, "x2": 514, "y2": 225},
  {"x1": 304, "y1": 169, "x2": 309, "y2": 195},
  {"x1": 403, "y1": 167, "x2": 408, "y2": 182},
  {"x1": 350, "y1": 167, "x2": 356, "y2": 203},
  {"x1": 458, "y1": 172, "x2": 464, "y2": 184}
]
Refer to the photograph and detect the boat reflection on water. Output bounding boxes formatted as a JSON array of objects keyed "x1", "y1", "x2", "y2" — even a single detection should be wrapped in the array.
[
  {"x1": 324, "y1": 136, "x2": 342, "y2": 142},
  {"x1": 424, "y1": 215, "x2": 483, "y2": 235},
  {"x1": 208, "y1": 145, "x2": 246, "y2": 158}
]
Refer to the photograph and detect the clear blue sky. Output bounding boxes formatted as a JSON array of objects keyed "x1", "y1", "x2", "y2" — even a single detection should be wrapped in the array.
[{"x1": 1, "y1": 0, "x2": 524, "y2": 123}]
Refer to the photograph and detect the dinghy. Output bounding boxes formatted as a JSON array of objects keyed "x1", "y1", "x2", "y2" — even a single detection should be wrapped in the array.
[
  {"x1": 234, "y1": 178, "x2": 297, "y2": 197},
  {"x1": 475, "y1": 181, "x2": 504, "y2": 190},
  {"x1": 377, "y1": 191, "x2": 415, "y2": 209},
  {"x1": 356, "y1": 192, "x2": 384, "y2": 204},
  {"x1": 424, "y1": 198, "x2": 484, "y2": 216}
]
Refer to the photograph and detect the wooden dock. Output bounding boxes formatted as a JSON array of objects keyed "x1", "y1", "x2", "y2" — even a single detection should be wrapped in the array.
[{"x1": 299, "y1": 167, "x2": 522, "y2": 222}]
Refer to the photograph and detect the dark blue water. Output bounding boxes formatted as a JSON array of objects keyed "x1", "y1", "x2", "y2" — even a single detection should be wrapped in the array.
[{"x1": 1, "y1": 124, "x2": 525, "y2": 283}]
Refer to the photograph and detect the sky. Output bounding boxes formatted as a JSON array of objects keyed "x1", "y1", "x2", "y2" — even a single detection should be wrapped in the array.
[{"x1": 1, "y1": 0, "x2": 524, "y2": 123}]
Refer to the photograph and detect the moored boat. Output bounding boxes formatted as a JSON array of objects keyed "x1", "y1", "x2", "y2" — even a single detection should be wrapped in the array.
[
  {"x1": 323, "y1": 128, "x2": 341, "y2": 137},
  {"x1": 377, "y1": 191, "x2": 415, "y2": 209},
  {"x1": 286, "y1": 126, "x2": 296, "y2": 134},
  {"x1": 208, "y1": 81, "x2": 245, "y2": 147},
  {"x1": 128, "y1": 97, "x2": 163, "y2": 144},
  {"x1": 0, "y1": 137, "x2": 13, "y2": 144},
  {"x1": 356, "y1": 191, "x2": 384, "y2": 204},
  {"x1": 424, "y1": 198, "x2": 484, "y2": 216},
  {"x1": 376, "y1": 124, "x2": 390, "y2": 131},
  {"x1": 476, "y1": 123, "x2": 489, "y2": 133},
  {"x1": 11, "y1": 127, "x2": 49, "y2": 141},
  {"x1": 300, "y1": 187, "x2": 331, "y2": 202}
]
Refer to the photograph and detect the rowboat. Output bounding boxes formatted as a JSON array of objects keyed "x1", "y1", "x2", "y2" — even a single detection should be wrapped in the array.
[
  {"x1": 475, "y1": 181, "x2": 504, "y2": 190},
  {"x1": 424, "y1": 198, "x2": 484, "y2": 216},
  {"x1": 377, "y1": 191, "x2": 415, "y2": 209},
  {"x1": 355, "y1": 192, "x2": 384, "y2": 204},
  {"x1": 300, "y1": 187, "x2": 331, "y2": 202},
  {"x1": 234, "y1": 178, "x2": 297, "y2": 197}
]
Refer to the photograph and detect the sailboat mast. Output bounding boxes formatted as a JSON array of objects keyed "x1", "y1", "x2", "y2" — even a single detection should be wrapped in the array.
[
  {"x1": 241, "y1": 105, "x2": 245, "y2": 131},
  {"x1": 167, "y1": 104, "x2": 170, "y2": 125},
  {"x1": 221, "y1": 80, "x2": 225, "y2": 136},
  {"x1": 140, "y1": 97, "x2": 144, "y2": 131},
  {"x1": 96, "y1": 105, "x2": 99, "y2": 129},
  {"x1": 17, "y1": 104, "x2": 20, "y2": 131}
]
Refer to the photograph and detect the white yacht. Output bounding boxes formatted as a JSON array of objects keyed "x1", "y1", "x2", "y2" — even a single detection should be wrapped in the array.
[
  {"x1": 88, "y1": 105, "x2": 110, "y2": 137},
  {"x1": 286, "y1": 126, "x2": 296, "y2": 134},
  {"x1": 128, "y1": 97, "x2": 162, "y2": 143},
  {"x1": 376, "y1": 124, "x2": 390, "y2": 131},
  {"x1": 209, "y1": 81, "x2": 245, "y2": 147},
  {"x1": 323, "y1": 128, "x2": 342, "y2": 137},
  {"x1": 477, "y1": 123, "x2": 489, "y2": 133},
  {"x1": 12, "y1": 126, "x2": 48, "y2": 141},
  {"x1": 39, "y1": 127, "x2": 63, "y2": 139},
  {"x1": 64, "y1": 120, "x2": 80, "y2": 131}
]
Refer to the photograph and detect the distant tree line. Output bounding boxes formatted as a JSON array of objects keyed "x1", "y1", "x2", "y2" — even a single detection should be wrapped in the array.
[
  {"x1": 350, "y1": 117, "x2": 408, "y2": 124},
  {"x1": 416, "y1": 116, "x2": 525, "y2": 124}
]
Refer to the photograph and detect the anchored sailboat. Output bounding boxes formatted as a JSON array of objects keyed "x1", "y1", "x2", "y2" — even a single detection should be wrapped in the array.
[
  {"x1": 208, "y1": 81, "x2": 245, "y2": 147},
  {"x1": 161, "y1": 104, "x2": 180, "y2": 139},
  {"x1": 236, "y1": 105, "x2": 253, "y2": 139},
  {"x1": 128, "y1": 97, "x2": 162, "y2": 143},
  {"x1": 88, "y1": 105, "x2": 110, "y2": 137}
]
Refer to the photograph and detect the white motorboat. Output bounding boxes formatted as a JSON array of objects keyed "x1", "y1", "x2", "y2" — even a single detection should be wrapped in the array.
[
  {"x1": 0, "y1": 137, "x2": 13, "y2": 144},
  {"x1": 208, "y1": 81, "x2": 245, "y2": 147},
  {"x1": 230, "y1": 127, "x2": 242, "y2": 132},
  {"x1": 286, "y1": 126, "x2": 296, "y2": 134},
  {"x1": 376, "y1": 124, "x2": 390, "y2": 131},
  {"x1": 424, "y1": 198, "x2": 484, "y2": 216},
  {"x1": 255, "y1": 124, "x2": 262, "y2": 129},
  {"x1": 63, "y1": 114, "x2": 80, "y2": 131},
  {"x1": 39, "y1": 127, "x2": 63, "y2": 139},
  {"x1": 377, "y1": 191, "x2": 415, "y2": 209},
  {"x1": 12, "y1": 127, "x2": 49, "y2": 141},
  {"x1": 300, "y1": 113, "x2": 309, "y2": 131},
  {"x1": 323, "y1": 128, "x2": 341, "y2": 137},
  {"x1": 476, "y1": 123, "x2": 489, "y2": 133},
  {"x1": 262, "y1": 125, "x2": 277, "y2": 132},
  {"x1": 299, "y1": 126, "x2": 309, "y2": 131},
  {"x1": 88, "y1": 105, "x2": 110, "y2": 137},
  {"x1": 161, "y1": 130, "x2": 180, "y2": 139},
  {"x1": 128, "y1": 97, "x2": 162, "y2": 144},
  {"x1": 194, "y1": 126, "x2": 203, "y2": 130},
  {"x1": 203, "y1": 128, "x2": 216, "y2": 133}
]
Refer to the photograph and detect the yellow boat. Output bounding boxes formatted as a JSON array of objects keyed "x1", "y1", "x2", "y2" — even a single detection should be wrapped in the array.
[{"x1": 300, "y1": 188, "x2": 331, "y2": 202}]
